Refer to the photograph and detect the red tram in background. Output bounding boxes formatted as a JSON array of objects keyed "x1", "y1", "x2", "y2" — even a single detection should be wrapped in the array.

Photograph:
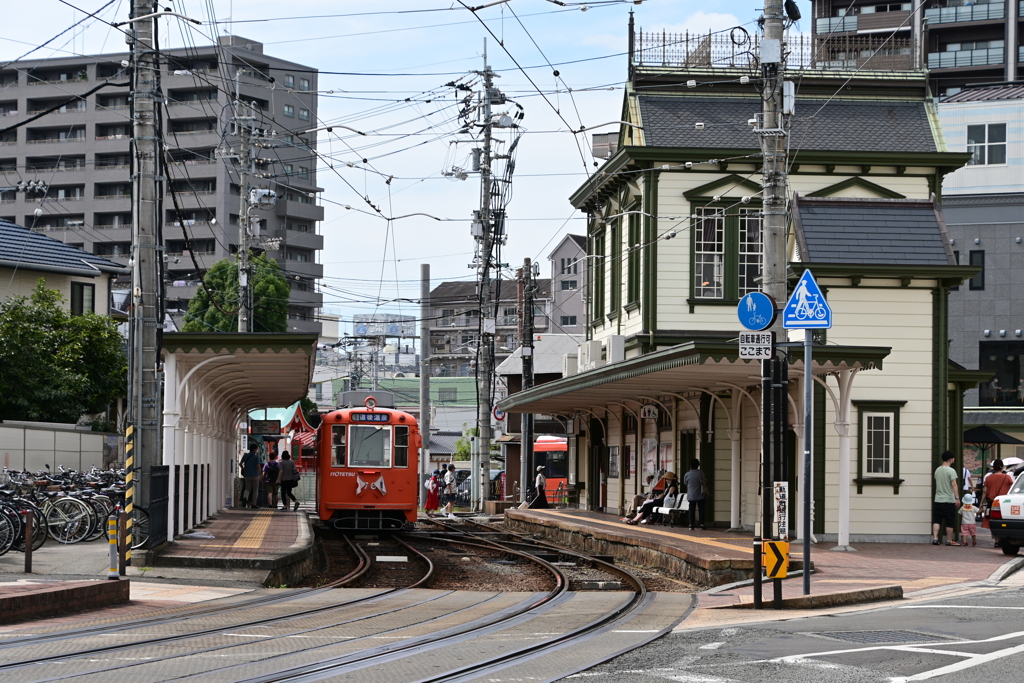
[
  {"x1": 316, "y1": 397, "x2": 421, "y2": 530},
  {"x1": 534, "y1": 436, "x2": 568, "y2": 500}
]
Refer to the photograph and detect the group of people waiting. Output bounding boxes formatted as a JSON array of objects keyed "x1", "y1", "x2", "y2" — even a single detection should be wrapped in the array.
[
  {"x1": 621, "y1": 459, "x2": 708, "y2": 530},
  {"x1": 239, "y1": 441, "x2": 302, "y2": 511}
]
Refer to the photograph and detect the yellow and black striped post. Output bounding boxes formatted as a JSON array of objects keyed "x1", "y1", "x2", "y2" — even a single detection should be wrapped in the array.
[{"x1": 124, "y1": 424, "x2": 134, "y2": 560}]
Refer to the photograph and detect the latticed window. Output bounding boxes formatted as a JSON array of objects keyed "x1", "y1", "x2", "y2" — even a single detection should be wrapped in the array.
[
  {"x1": 864, "y1": 413, "x2": 891, "y2": 474},
  {"x1": 694, "y1": 208, "x2": 725, "y2": 298},
  {"x1": 691, "y1": 205, "x2": 762, "y2": 301},
  {"x1": 738, "y1": 208, "x2": 762, "y2": 296}
]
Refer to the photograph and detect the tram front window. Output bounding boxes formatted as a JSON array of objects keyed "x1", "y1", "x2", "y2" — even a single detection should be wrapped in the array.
[
  {"x1": 348, "y1": 425, "x2": 392, "y2": 467},
  {"x1": 536, "y1": 451, "x2": 568, "y2": 479}
]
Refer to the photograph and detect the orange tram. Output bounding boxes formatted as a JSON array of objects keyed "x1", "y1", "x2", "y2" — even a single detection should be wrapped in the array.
[{"x1": 316, "y1": 397, "x2": 422, "y2": 531}]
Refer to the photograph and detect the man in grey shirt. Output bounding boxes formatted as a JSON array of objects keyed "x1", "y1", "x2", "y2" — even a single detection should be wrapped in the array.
[
  {"x1": 932, "y1": 451, "x2": 960, "y2": 546},
  {"x1": 683, "y1": 458, "x2": 707, "y2": 530}
]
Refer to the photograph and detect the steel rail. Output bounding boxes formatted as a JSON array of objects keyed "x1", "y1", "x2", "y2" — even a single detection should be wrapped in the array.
[
  {"x1": 0, "y1": 534, "x2": 388, "y2": 670},
  {"x1": 1, "y1": 536, "x2": 436, "y2": 680},
  {"x1": 224, "y1": 529, "x2": 568, "y2": 683}
]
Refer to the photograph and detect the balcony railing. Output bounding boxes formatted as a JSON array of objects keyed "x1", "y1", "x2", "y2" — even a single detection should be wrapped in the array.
[
  {"x1": 27, "y1": 107, "x2": 85, "y2": 115},
  {"x1": 928, "y1": 46, "x2": 1004, "y2": 69},
  {"x1": 27, "y1": 137, "x2": 84, "y2": 144},
  {"x1": 815, "y1": 16, "x2": 858, "y2": 34},
  {"x1": 95, "y1": 104, "x2": 130, "y2": 111},
  {"x1": 631, "y1": 29, "x2": 920, "y2": 71},
  {"x1": 169, "y1": 129, "x2": 216, "y2": 136},
  {"x1": 28, "y1": 77, "x2": 88, "y2": 86},
  {"x1": 926, "y1": 2, "x2": 1005, "y2": 24},
  {"x1": 96, "y1": 194, "x2": 131, "y2": 200},
  {"x1": 27, "y1": 165, "x2": 85, "y2": 173},
  {"x1": 95, "y1": 163, "x2": 130, "y2": 170},
  {"x1": 95, "y1": 134, "x2": 129, "y2": 140},
  {"x1": 95, "y1": 224, "x2": 132, "y2": 230}
]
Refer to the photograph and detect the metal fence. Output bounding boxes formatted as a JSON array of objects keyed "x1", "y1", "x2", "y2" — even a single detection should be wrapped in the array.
[{"x1": 630, "y1": 29, "x2": 920, "y2": 72}]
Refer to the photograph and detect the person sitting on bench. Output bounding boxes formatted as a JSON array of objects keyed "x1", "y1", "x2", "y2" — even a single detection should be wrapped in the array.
[{"x1": 625, "y1": 472, "x2": 678, "y2": 525}]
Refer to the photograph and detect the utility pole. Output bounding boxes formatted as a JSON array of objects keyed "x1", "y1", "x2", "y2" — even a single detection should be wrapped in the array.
[
  {"x1": 127, "y1": 0, "x2": 164, "y2": 552},
  {"x1": 474, "y1": 41, "x2": 498, "y2": 512},
  {"x1": 520, "y1": 258, "x2": 536, "y2": 504},
  {"x1": 419, "y1": 264, "x2": 431, "y2": 496},
  {"x1": 755, "y1": 0, "x2": 792, "y2": 609},
  {"x1": 234, "y1": 71, "x2": 254, "y2": 332}
]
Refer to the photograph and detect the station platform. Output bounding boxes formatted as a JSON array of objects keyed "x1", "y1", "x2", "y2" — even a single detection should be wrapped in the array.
[
  {"x1": 505, "y1": 508, "x2": 1022, "y2": 610},
  {"x1": 149, "y1": 508, "x2": 319, "y2": 585}
]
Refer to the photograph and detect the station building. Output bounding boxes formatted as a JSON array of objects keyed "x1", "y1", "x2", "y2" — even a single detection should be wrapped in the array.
[{"x1": 498, "y1": 31, "x2": 988, "y2": 545}]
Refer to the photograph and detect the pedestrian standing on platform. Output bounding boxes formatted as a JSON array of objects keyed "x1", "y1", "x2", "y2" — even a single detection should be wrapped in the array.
[
  {"x1": 960, "y1": 493, "x2": 979, "y2": 547},
  {"x1": 683, "y1": 459, "x2": 707, "y2": 531},
  {"x1": 932, "y1": 451, "x2": 960, "y2": 545},
  {"x1": 279, "y1": 451, "x2": 300, "y2": 511},
  {"x1": 982, "y1": 458, "x2": 1014, "y2": 546},
  {"x1": 263, "y1": 451, "x2": 281, "y2": 510},
  {"x1": 443, "y1": 463, "x2": 458, "y2": 519},
  {"x1": 239, "y1": 442, "x2": 261, "y2": 508},
  {"x1": 532, "y1": 465, "x2": 550, "y2": 509},
  {"x1": 425, "y1": 469, "x2": 441, "y2": 515}
]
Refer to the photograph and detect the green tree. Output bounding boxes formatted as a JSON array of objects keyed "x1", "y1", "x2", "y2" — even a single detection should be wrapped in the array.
[
  {"x1": 181, "y1": 253, "x2": 290, "y2": 332},
  {"x1": 454, "y1": 424, "x2": 477, "y2": 462},
  {"x1": 0, "y1": 281, "x2": 127, "y2": 423}
]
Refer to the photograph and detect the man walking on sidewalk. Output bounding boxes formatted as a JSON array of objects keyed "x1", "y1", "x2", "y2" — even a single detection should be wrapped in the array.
[{"x1": 932, "y1": 451, "x2": 960, "y2": 546}]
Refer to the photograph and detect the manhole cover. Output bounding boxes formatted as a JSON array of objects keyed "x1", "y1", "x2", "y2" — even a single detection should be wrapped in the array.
[{"x1": 818, "y1": 630, "x2": 940, "y2": 644}]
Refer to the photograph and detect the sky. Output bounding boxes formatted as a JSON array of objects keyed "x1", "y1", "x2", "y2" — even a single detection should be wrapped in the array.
[{"x1": 0, "y1": 0, "x2": 809, "y2": 331}]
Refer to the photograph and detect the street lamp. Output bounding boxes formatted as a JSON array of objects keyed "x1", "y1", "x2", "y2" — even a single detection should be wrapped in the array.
[{"x1": 301, "y1": 124, "x2": 366, "y2": 137}]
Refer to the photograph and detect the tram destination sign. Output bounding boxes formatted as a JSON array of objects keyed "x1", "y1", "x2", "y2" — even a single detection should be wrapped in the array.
[
  {"x1": 351, "y1": 412, "x2": 391, "y2": 423},
  {"x1": 739, "y1": 331, "x2": 774, "y2": 359}
]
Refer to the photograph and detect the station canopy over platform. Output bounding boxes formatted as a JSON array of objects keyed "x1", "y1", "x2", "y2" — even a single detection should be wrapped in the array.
[
  {"x1": 496, "y1": 340, "x2": 891, "y2": 415},
  {"x1": 163, "y1": 333, "x2": 318, "y2": 415}
]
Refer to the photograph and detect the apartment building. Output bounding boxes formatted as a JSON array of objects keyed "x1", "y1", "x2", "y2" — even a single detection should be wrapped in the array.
[
  {"x1": 548, "y1": 234, "x2": 587, "y2": 335},
  {"x1": 0, "y1": 35, "x2": 324, "y2": 333},
  {"x1": 428, "y1": 279, "x2": 552, "y2": 377},
  {"x1": 812, "y1": 0, "x2": 1020, "y2": 96}
]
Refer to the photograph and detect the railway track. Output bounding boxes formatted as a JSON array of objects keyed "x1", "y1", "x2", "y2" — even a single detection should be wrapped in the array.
[{"x1": 0, "y1": 522, "x2": 691, "y2": 683}]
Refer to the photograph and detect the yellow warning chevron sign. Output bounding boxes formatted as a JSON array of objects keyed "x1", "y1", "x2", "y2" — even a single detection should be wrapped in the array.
[{"x1": 763, "y1": 540, "x2": 789, "y2": 579}]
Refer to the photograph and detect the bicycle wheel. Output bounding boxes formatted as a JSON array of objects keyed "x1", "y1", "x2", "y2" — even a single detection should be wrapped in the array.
[
  {"x1": 0, "y1": 504, "x2": 19, "y2": 556},
  {"x1": 45, "y1": 497, "x2": 93, "y2": 544},
  {"x1": 131, "y1": 507, "x2": 150, "y2": 549},
  {"x1": 83, "y1": 498, "x2": 111, "y2": 542},
  {"x1": 815, "y1": 305, "x2": 827, "y2": 319}
]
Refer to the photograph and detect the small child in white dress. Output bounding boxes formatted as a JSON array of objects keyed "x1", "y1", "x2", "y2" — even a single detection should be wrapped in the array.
[{"x1": 960, "y1": 493, "x2": 979, "y2": 547}]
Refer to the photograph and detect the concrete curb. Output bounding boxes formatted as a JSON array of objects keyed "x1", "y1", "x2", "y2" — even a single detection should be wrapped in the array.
[
  {"x1": 506, "y1": 509, "x2": 807, "y2": 586},
  {"x1": 151, "y1": 513, "x2": 315, "y2": 571},
  {"x1": 713, "y1": 584, "x2": 904, "y2": 610},
  {"x1": 0, "y1": 580, "x2": 131, "y2": 625}
]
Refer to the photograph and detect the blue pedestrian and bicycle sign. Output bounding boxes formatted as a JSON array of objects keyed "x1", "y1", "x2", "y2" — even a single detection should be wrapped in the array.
[
  {"x1": 783, "y1": 269, "x2": 832, "y2": 329},
  {"x1": 737, "y1": 292, "x2": 777, "y2": 331}
]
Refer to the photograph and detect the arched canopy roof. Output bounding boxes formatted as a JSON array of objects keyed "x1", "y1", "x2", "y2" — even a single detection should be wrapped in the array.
[{"x1": 163, "y1": 333, "x2": 317, "y2": 415}]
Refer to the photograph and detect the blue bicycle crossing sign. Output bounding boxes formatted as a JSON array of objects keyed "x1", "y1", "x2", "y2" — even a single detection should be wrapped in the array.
[
  {"x1": 737, "y1": 292, "x2": 777, "y2": 331},
  {"x1": 783, "y1": 269, "x2": 832, "y2": 329}
]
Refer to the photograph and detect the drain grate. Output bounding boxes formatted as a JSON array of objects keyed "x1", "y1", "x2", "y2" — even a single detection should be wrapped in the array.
[{"x1": 818, "y1": 630, "x2": 943, "y2": 644}]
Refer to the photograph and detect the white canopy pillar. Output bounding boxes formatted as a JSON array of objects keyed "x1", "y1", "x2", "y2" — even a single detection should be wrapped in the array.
[
  {"x1": 728, "y1": 389, "x2": 742, "y2": 530},
  {"x1": 162, "y1": 353, "x2": 179, "y2": 539},
  {"x1": 815, "y1": 368, "x2": 860, "y2": 552}
]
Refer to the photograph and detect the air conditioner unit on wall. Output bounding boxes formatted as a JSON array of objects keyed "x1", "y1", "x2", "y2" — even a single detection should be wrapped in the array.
[
  {"x1": 579, "y1": 340, "x2": 603, "y2": 371},
  {"x1": 606, "y1": 335, "x2": 625, "y2": 364},
  {"x1": 563, "y1": 352, "x2": 578, "y2": 377}
]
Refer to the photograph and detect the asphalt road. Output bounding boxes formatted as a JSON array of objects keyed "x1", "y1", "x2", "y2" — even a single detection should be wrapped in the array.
[{"x1": 578, "y1": 571, "x2": 1024, "y2": 682}]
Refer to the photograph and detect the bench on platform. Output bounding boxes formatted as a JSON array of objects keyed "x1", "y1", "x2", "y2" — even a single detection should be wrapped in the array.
[{"x1": 654, "y1": 495, "x2": 689, "y2": 527}]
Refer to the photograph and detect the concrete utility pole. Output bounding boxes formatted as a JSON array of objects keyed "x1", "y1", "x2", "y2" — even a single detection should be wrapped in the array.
[
  {"x1": 474, "y1": 41, "x2": 498, "y2": 512},
  {"x1": 519, "y1": 258, "x2": 535, "y2": 504},
  {"x1": 128, "y1": 0, "x2": 164, "y2": 536},
  {"x1": 755, "y1": 0, "x2": 792, "y2": 609},
  {"x1": 419, "y1": 264, "x2": 431, "y2": 493},
  {"x1": 234, "y1": 71, "x2": 254, "y2": 332}
]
